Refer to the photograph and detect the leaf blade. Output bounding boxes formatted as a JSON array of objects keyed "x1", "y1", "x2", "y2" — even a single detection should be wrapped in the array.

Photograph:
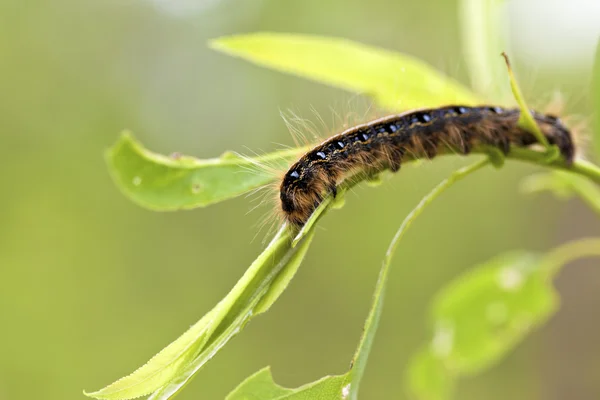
[
  {"x1": 210, "y1": 33, "x2": 481, "y2": 112},
  {"x1": 83, "y1": 307, "x2": 218, "y2": 399},
  {"x1": 430, "y1": 252, "x2": 557, "y2": 373},
  {"x1": 226, "y1": 367, "x2": 348, "y2": 400},
  {"x1": 406, "y1": 252, "x2": 559, "y2": 400},
  {"x1": 147, "y1": 227, "x2": 316, "y2": 400},
  {"x1": 106, "y1": 132, "x2": 304, "y2": 211},
  {"x1": 225, "y1": 367, "x2": 294, "y2": 400},
  {"x1": 85, "y1": 225, "x2": 316, "y2": 400}
]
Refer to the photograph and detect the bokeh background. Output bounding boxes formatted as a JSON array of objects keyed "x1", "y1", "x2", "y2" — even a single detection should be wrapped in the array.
[{"x1": 1, "y1": 0, "x2": 599, "y2": 399}]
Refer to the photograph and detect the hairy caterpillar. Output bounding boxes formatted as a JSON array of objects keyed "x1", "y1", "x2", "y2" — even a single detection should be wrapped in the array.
[{"x1": 279, "y1": 105, "x2": 575, "y2": 228}]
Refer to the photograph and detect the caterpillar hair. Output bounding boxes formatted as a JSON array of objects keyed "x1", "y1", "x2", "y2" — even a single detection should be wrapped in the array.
[{"x1": 279, "y1": 105, "x2": 575, "y2": 228}]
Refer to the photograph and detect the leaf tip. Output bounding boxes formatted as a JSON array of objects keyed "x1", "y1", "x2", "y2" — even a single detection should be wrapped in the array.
[
  {"x1": 500, "y1": 51, "x2": 511, "y2": 68},
  {"x1": 208, "y1": 34, "x2": 252, "y2": 54},
  {"x1": 82, "y1": 388, "x2": 104, "y2": 400},
  {"x1": 207, "y1": 36, "x2": 227, "y2": 52}
]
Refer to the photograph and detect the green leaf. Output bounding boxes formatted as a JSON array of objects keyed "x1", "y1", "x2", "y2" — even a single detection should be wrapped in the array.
[
  {"x1": 430, "y1": 252, "x2": 557, "y2": 373},
  {"x1": 502, "y1": 53, "x2": 551, "y2": 149},
  {"x1": 459, "y1": 0, "x2": 511, "y2": 101},
  {"x1": 106, "y1": 132, "x2": 304, "y2": 211},
  {"x1": 85, "y1": 226, "x2": 316, "y2": 400},
  {"x1": 406, "y1": 348, "x2": 455, "y2": 400},
  {"x1": 228, "y1": 160, "x2": 489, "y2": 400},
  {"x1": 226, "y1": 367, "x2": 349, "y2": 400},
  {"x1": 210, "y1": 33, "x2": 481, "y2": 112},
  {"x1": 407, "y1": 252, "x2": 559, "y2": 399},
  {"x1": 592, "y1": 39, "x2": 600, "y2": 160},
  {"x1": 521, "y1": 171, "x2": 600, "y2": 216},
  {"x1": 225, "y1": 367, "x2": 294, "y2": 400}
]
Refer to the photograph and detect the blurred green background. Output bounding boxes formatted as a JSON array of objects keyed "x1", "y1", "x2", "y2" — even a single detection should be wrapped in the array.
[{"x1": 1, "y1": 0, "x2": 599, "y2": 399}]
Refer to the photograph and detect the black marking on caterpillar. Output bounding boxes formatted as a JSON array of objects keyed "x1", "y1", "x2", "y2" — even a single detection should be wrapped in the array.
[{"x1": 280, "y1": 105, "x2": 575, "y2": 228}]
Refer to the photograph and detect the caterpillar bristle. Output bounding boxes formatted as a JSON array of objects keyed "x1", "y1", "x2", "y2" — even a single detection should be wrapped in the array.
[{"x1": 278, "y1": 105, "x2": 577, "y2": 230}]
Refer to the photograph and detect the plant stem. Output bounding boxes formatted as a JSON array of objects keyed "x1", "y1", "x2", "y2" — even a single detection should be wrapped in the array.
[
  {"x1": 347, "y1": 158, "x2": 490, "y2": 400},
  {"x1": 383, "y1": 159, "x2": 490, "y2": 264},
  {"x1": 506, "y1": 148, "x2": 600, "y2": 184},
  {"x1": 542, "y1": 237, "x2": 600, "y2": 279}
]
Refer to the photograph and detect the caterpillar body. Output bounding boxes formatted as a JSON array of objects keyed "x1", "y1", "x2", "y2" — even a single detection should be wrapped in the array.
[{"x1": 279, "y1": 105, "x2": 575, "y2": 228}]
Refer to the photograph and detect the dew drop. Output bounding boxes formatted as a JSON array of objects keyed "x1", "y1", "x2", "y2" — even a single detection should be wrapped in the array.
[
  {"x1": 132, "y1": 176, "x2": 142, "y2": 186},
  {"x1": 342, "y1": 384, "x2": 351, "y2": 399},
  {"x1": 431, "y1": 322, "x2": 454, "y2": 357},
  {"x1": 497, "y1": 267, "x2": 523, "y2": 291}
]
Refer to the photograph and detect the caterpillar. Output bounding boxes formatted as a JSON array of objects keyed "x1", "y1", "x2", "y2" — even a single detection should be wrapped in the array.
[{"x1": 279, "y1": 105, "x2": 575, "y2": 228}]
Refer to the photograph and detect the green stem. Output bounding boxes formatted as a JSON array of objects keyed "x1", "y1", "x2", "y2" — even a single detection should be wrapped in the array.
[
  {"x1": 347, "y1": 158, "x2": 490, "y2": 400},
  {"x1": 566, "y1": 176, "x2": 600, "y2": 215},
  {"x1": 383, "y1": 159, "x2": 490, "y2": 263},
  {"x1": 543, "y1": 237, "x2": 600, "y2": 279},
  {"x1": 292, "y1": 147, "x2": 600, "y2": 246},
  {"x1": 492, "y1": 148, "x2": 600, "y2": 184}
]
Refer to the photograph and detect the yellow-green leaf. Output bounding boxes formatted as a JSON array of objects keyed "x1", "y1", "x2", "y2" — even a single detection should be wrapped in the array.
[
  {"x1": 407, "y1": 252, "x2": 558, "y2": 400},
  {"x1": 85, "y1": 226, "x2": 316, "y2": 400},
  {"x1": 106, "y1": 132, "x2": 304, "y2": 211},
  {"x1": 83, "y1": 307, "x2": 218, "y2": 399},
  {"x1": 406, "y1": 349, "x2": 455, "y2": 400},
  {"x1": 226, "y1": 367, "x2": 349, "y2": 400},
  {"x1": 430, "y1": 252, "x2": 557, "y2": 373},
  {"x1": 210, "y1": 33, "x2": 480, "y2": 112},
  {"x1": 226, "y1": 367, "x2": 294, "y2": 400}
]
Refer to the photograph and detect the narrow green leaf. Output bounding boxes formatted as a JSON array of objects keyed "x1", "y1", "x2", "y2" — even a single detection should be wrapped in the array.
[
  {"x1": 83, "y1": 307, "x2": 218, "y2": 399},
  {"x1": 226, "y1": 367, "x2": 348, "y2": 400},
  {"x1": 210, "y1": 33, "x2": 481, "y2": 112},
  {"x1": 106, "y1": 132, "x2": 304, "y2": 211},
  {"x1": 522, "y1": 171, "x2": 600, "y2": 216},
  {"x1": 592, "y1": 39, "x2": 600, "y2": 159},
  {"x1": 502, "y1": 53, "x2": 551, "y2": 149},
  {"x1": 86, "y1": 226, "x2": 315, "y2": 400},
  {"x1": 459, "y1": 0, "x2": 511, "y2": 101}
]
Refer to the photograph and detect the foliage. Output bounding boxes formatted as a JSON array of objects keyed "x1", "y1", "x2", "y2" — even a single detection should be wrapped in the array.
[{"x1": 86, "y1": 1, "x2": 600, "y2": 399}]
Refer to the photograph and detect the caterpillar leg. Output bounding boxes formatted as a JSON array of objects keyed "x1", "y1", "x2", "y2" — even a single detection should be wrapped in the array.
[
  {"x1": 485, "y1": 146, "x2": 506, "y2": 168},
  {"x1": 496, "y1": 136, "x2": 511, "y2": 155}
]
